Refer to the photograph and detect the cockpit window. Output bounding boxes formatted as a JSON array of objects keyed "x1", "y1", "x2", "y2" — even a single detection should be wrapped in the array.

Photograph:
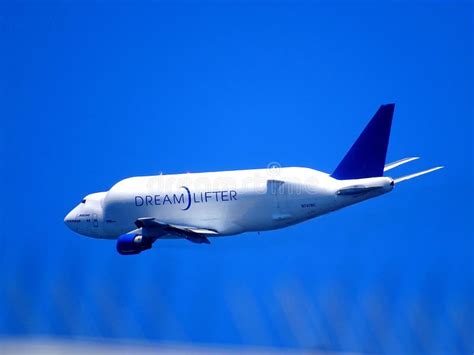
[{"x1": 81, "y1": 199, "x2": 86, "y2": 204}]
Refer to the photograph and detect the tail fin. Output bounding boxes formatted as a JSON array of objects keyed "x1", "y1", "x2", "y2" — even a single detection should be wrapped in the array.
[{"x1": 331, "y1": 104, "x2": 395, "y2": 180}]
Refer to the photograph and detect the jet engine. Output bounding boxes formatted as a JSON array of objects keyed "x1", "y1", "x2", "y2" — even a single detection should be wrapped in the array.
[{"x1": 116, "y1": 233, "x2": 154, "y2": 255}]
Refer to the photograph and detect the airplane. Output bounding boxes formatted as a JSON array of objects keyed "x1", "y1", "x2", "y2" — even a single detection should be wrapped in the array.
[{"x1": 64, "y1": 104, "x2": 443, "y2": 255}]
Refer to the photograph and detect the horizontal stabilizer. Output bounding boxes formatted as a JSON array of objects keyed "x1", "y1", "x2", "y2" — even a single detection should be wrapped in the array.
[
  {"x1": 384, "y1": 157, "x2": 419, "y2": 172},
  {"x1": 394, "y1": 166, "x2": 443, "y2": 184}
]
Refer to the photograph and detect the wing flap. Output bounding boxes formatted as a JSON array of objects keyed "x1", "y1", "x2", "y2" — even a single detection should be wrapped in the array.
[
  {"x1": 168, "y1": 224, "x2": 219, "y2": 235},
  {"x1": 134, "y1": 217, "x2": 217, "y2": 244}
]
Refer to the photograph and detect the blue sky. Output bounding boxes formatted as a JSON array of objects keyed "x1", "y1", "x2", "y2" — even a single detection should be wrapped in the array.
[{"x1": 1, "y1": 1, "x2": 473, "y2": 353}]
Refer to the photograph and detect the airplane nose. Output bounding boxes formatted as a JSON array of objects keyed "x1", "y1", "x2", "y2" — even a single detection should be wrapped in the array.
[{"x1": 64, "y1": 210, "x2": 75, "y2": 230}]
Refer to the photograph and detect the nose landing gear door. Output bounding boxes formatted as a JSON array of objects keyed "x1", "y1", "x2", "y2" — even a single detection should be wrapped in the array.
[{"x1": 92, "y1": 213, "x2": 99, "y2": 228}]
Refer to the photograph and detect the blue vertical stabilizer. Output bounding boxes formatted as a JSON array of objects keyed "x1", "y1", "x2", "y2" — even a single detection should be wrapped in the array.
[{"x1": 331, "y1": 104, "x2": 394, "y2": 180}]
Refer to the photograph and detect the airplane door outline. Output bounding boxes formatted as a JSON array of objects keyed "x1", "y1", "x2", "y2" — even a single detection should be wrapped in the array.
[{"x1": 267, "y1": 180, "x2": 291, "y2": 219}]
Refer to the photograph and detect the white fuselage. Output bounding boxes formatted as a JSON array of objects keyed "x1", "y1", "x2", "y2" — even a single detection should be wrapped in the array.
[{"x1": 64, "y1": 167, "x2": 394, "y2": 239}]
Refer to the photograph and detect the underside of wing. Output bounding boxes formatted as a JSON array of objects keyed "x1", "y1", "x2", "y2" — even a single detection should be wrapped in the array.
[
  {"x1": 117, "y1": 218, "x2": 217, "y2": 255},
  {"x1": 135, "y1": 217, "x2": 218, "y2": 243}
]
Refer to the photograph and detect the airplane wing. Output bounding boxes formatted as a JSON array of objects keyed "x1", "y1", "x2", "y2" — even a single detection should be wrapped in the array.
[
  {"x1": 117, "y1": 218, "x2": 218, "y2": 255},
  {"x1": 135, "y1": 217, "x2": 218, "y2": 244}
]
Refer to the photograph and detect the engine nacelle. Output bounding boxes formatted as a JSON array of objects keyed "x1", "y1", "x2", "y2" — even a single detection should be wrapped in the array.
[{"x1": 116, "y1": 233, "x2": 154, "y2": 255}]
